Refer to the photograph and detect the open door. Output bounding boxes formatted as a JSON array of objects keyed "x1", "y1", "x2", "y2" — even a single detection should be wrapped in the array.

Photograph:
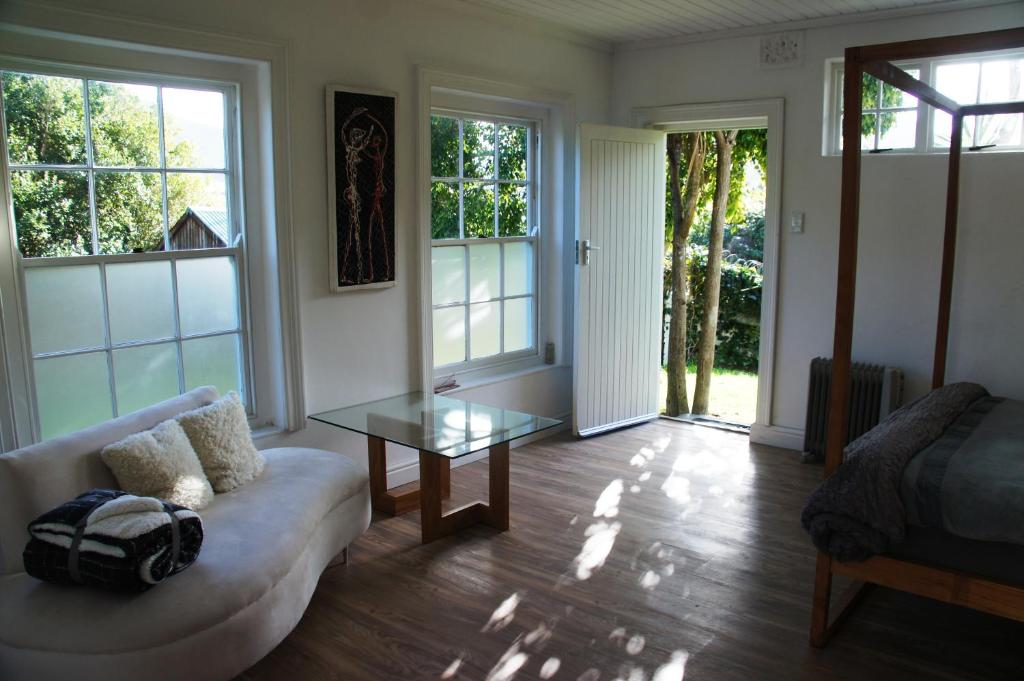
[{"x1": 573, "y1": 124, "x2": 666, "y2": 437}]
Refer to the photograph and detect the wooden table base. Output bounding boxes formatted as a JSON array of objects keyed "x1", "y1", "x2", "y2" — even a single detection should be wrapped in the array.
[
  {"x1": 367, "y1": 435, "x2": 449, "y2": 515},
  {"x1": 419, "y1": 441, "x2": 509, "y2": 544}
]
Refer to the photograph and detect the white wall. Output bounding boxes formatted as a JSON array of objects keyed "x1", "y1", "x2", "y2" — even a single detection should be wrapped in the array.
[
  {"x1": 612, "y1": 3, "x2": 1024, "y2": 441},
  {"x1": 0, "y1": 0, "x2": 610, "y2": 471}
]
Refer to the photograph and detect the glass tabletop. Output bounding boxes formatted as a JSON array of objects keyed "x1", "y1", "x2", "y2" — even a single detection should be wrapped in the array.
[{"x1": 308, "y1": 391, "x2": 563, "y2": 459}]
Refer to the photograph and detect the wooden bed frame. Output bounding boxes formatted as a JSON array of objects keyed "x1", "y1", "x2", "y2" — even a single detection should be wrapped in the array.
[{"x1": 810, "y1": 26, "x2": 1024, "y2": 647}]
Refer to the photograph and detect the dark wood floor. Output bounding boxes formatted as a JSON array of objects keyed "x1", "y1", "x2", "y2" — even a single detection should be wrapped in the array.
[{"x1": 240, "y1": 420, "x2": 1024, "y2": 681}]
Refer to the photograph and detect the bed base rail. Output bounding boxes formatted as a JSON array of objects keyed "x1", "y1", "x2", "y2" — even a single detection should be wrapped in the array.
[{"x1": 810, "y1": 551, "x2": 1024, "y2": 647}]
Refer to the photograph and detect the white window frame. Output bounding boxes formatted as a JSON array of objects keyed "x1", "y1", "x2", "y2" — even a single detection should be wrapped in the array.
[
  {"x1": 429, "y1": 108, "x2": 541, "y2": 376},
  {"x1": 824, "y1": 49, "x2": 1024, "y2": 156},
  {"x1": 0, "y1": 61, "x2": 255, "y2": 441}
]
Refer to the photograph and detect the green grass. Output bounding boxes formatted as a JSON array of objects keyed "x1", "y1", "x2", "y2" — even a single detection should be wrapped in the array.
[{"x1": 659, "y1": 365, "x2": 758, "y2": 425}]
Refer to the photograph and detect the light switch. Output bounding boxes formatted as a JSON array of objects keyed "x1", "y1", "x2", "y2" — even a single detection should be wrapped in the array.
[{"x1": 790, "y1": 211, "x2": 805, "y2": 234}]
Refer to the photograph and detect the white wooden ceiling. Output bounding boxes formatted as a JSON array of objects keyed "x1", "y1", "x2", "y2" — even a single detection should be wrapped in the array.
[{"x1": 458, "y1": 0, "x2": 987, "y2": 45}]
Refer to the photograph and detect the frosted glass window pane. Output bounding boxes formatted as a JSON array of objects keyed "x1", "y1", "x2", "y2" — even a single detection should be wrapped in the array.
[
  {"x1": 504, "y1": 297, "x2": 534, "y2": 353},
  {"x1": 176, "y1": 256, "x2": 239, "y2": 335},
  {"x1": 433, "y1": 306, "x2": 465, "y2": 367},
  {"x1": 469, "y1": 301, "x2": 500, "y2": 359},
  {"x1": 503, "y1": 242, "x2": 533, "y2": 297},
  {"x1": 432, "y1": 246, "x2": 465, "y2": 305},
  {"x1": 114, "y1": 343, "x2": 180, "y2": 414},
  {"x1": 34, "y1": 352, "x2": 112, "y2": 440},
  {"x1": 879, "y1": 110, "x2": 917, "y2": 149},
  {"x1": 25, "y1": 265, "x2": 105, "y2": 355},
  {"x1": 936, "y1": 62, "x2": 980, "y2": 104},
  {"x1": 468, "y1": 243, "x2": 500, "y2": 302},
  {"x1": 106, "y1": 261, "x2": 175, "y2": 343},
  {"x1": 183, "y1": 334, "x2": 241, "y2": 397}
]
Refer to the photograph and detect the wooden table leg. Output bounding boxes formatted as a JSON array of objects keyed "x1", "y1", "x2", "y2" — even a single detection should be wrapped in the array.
[
  {"x1": 367, "y1": 435, "x2": 421, "y2": 515},
  {"x1": 485, "y1": 441, "x2": 509, "y2": 531},
  {"x1": 418, "y1": 442, "x2": 510, "y2": 544}
]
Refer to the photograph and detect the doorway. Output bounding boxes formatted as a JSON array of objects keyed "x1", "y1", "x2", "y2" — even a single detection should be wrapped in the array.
[{"x1": 633, "y1": 100, "x2": 783, "y2": 438}]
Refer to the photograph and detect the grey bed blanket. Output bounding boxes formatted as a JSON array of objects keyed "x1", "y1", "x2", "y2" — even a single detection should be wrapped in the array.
[
  {"x1": 801, "y1": 382, "x2": 989, "y2": 562},
  {"x1": 902, "y1": 396, "x2": 1024, "y2": 546}
]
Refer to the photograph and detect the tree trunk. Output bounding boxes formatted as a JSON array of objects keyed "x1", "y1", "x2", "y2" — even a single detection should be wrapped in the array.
[
  {"x1": 665, "y1": 132, "x2": 705, "y2": 416},
  {"x1": 691, "y1": 130, "x2": 737, "y2": 415}
]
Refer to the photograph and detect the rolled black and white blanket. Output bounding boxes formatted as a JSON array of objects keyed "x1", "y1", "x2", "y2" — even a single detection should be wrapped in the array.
[{"x1": 23, "y1": 489, "x2": 203, "y2": 592}]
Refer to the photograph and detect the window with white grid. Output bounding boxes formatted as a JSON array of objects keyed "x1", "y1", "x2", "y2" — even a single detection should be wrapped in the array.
[
  {"x1": 429, "y1": 111, "x2": 539, "y2": 371},
  {"x1": 1, "y1": 67, "x2": 251, "y2": 440}
]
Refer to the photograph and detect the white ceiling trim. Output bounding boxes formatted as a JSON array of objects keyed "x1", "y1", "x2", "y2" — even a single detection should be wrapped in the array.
[{"x1": 613, "y1": 0, "x2": 1022, "y2": 52}]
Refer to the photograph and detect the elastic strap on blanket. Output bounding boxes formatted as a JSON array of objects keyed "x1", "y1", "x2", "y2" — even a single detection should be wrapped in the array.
[
  {"x1": 68, "y1": 497, "x2": 113, "y2": 584},
  {"x1": 161, "y1": 501, "x2": 182, "y2": 572}
]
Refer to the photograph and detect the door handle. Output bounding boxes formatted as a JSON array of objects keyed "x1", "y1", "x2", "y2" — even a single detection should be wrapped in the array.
[{"x1": 579, "y1": 239, "x2": 601, "y2": 266}]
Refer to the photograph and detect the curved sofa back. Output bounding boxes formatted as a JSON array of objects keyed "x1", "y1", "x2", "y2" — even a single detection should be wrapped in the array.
[{"x1": 0, "y1": 386, "x2": 220, "y2": 575}]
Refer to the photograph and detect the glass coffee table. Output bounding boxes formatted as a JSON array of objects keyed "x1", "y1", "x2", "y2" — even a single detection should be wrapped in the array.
[{"x1": 309, "y1": 392, "x2": 562, "y2": 543}]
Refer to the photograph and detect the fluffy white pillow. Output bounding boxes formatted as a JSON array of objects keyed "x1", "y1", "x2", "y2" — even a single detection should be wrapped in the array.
[
  {"x1": 177, "y1": 392, "x2": 264, "y2": 493},
  {"x1": 100, "y1": 419, "x2": 214, "y2": 510}
]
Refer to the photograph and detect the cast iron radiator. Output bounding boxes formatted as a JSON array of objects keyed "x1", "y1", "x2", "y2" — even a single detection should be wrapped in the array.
[{"x1": 801, "y1": 357, "x2": 904, "y2": 463}]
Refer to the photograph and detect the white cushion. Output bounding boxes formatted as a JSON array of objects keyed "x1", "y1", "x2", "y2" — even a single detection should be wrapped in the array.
[
  {"x1": 100, "y1": 419, "x2": 214, "y2": 510},
  {"x1": 177, "y1": 392, "x2": 264, "y2": 493}
]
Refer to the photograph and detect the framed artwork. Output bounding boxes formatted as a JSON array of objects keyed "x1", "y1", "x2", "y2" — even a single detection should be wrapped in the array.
[{"x1": 325, "y1": 85, "x2": 397, "y2": 291}]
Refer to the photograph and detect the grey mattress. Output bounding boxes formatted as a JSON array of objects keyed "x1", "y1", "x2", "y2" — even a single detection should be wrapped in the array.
[{"x1": 887, "y1": 525, "x2": 1024, "y2": 588}]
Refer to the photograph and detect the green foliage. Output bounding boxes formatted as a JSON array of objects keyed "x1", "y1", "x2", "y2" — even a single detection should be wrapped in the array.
[
  {"x1": 664, "y1": 236, "x2": 763, "y2": 373},
  {"x1": 858, "y1": 72, "x2": 909, "y2": 139},
  {"x1": 688, "y1": 212, "x2": 764, "y2": 262},
  {"x1": 430, "y1": 115, "x2": 529, "y2": 240},
  {"x1": 683, "y1": 245, "x2": 762, "y2": 372},
  {"x1": 2, "y1": 72, "x2": 212, "y2": 257}
]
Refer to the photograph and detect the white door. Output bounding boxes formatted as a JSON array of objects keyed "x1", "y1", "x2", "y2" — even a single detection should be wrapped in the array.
[{"x1": 574, "y1": 124, "x2": 666, "y2": 437}]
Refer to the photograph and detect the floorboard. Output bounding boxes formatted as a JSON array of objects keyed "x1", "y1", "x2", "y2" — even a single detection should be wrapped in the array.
[{"x1": 240, "y1": 420, "x2": 1024, "y2": 681}]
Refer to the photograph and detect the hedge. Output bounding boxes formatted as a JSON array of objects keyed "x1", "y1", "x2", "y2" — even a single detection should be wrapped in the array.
[{"x1": 663, "y1": 243, "x2": 763, "y2": 373}]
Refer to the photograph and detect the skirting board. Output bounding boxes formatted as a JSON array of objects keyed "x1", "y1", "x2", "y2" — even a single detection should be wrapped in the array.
[
  {"x1": 386, "y1": 412, "x2": 571, "y2": 488},
  {"x1": 749, "y1": 423, "x2": 804, "y2": 451}
]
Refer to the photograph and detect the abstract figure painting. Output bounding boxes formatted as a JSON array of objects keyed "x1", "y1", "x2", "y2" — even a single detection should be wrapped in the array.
[{"x1": 326, "y1": 86, "x2": 396, "y2": 291}]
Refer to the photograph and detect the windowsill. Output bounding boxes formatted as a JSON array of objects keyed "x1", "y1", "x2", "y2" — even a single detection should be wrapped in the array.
[
  {"x1": 438, "y1": 361, "x2": 565, "y2": 396},
  {"x1": 823, "y1": 148, "x2": 1024, "y2": 158}
]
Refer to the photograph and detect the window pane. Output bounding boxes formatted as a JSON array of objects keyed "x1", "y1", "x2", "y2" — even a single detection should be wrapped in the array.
[
  {"x1": 936, "y1": 62, "x2": 980, "y2": 104},
  {"x1": 463, "y1": 120, "x2": 494, "y2": 179},
  {"x1": 163, "y1": 87, "x2": 226, "y2": 169},
  {"x1": 433, "y1": 306, "x2": 466, "y2": 366},
  {"x1": 182, "y1": 333, "x2": 241, "y2": 396},
  {"x1": 860, "y1": 73, "x2": 882, "y2": 110},
  {"x1": 468, "y1": 243, "x2": 500, "y2": 302},
  {"x1": 35, "y1": 352, "x2": 112, "y2": 440},
  {"x1": 176, "y1": 256, "x2": 239, "y2": 335},
  {"x1": 975, "y1": 114, "x2": 1023, "y2": 147},
  {"x1": 89, "y1": 81, "x2": 159, "y2": 167},
  {"x1": 25, "y1": 265, "x2": 105, "y2": 355},
  {"x1": 113, "y1": 343, "x2": 180, "y2": 414},
  {"x1": 11, "y1": 170, "x2": 91, "y2": 257},
  {"x1": 498, "y1": 124, "x2": 527, "y2": 180},
  {"x1": 2, "y1": 72, "x2": 86, "y2": 165},
  {"x1": 469, "y1": 301, "x2": 500, "y2": 359},
  {"x1": 878, "y1": 110, "x2": 917, "y2": 149},
  {"x1": 503, "y1": 297, "x2": 534, "y2": 353},
  {"x1": 859, "y1": 113, "x2": 878, "y2": 150},
  {"x1": 980, "y1": 59, "x2": 1024, "y2": 103},
  {"x1": 432, "y1": 246, "x2": 465, "y2": 305},
  {"x1": 881, "y1": 69, "x2": 919, "y2": 108},
  {"x1": 167, "y1": 173, "x2": 229, "y2": 249},
  {"x1": 933, "y1": 110, "x2": 974, "y2": 148},
  {"x1": 431, "y1": 181, "x2": 459, "y2": 239},
  {"x1": 430, "y1": 115, "x2": 458, "y2": 177},
  {"x1": 106, "y1": 261, "x2": 175, "y2": 343},
  {"x1": 503, "y1": 241, "x2": 533, "y2": 297},
  {"x1": 95, "y1": 171, "x2": 163, "y2": 253},
  {"x1": 498, "y1": 183, "x2": 528, "y2": 236},
  {"x1": 464, "y1": 182, "x2": 495, "y2": 238}
]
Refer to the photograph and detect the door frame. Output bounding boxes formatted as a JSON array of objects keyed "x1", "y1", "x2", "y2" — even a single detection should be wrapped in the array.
[{"x1": 630, "y1": 99, "x2": 783, "y2": 441}]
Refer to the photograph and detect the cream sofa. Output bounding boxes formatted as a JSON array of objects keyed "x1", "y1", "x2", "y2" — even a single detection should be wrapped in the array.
[{"x1": 0, "y1": 386, "x2": 371, "y2": 681}]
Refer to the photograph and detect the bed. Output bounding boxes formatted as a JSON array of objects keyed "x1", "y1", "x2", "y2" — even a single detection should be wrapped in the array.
[{"x1": 807, "y1": 26, "x2": 1024, "y2": 647}]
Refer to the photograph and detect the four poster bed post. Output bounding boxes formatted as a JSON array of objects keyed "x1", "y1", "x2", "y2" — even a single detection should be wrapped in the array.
[{"x1": 809, "y1": 27, "x2": 1024, "y2": 647}]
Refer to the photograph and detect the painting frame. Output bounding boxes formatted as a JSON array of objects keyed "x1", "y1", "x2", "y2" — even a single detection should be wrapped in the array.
[{"x1": 325, "y1": 84, "x2": 398, "y2": 292}]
